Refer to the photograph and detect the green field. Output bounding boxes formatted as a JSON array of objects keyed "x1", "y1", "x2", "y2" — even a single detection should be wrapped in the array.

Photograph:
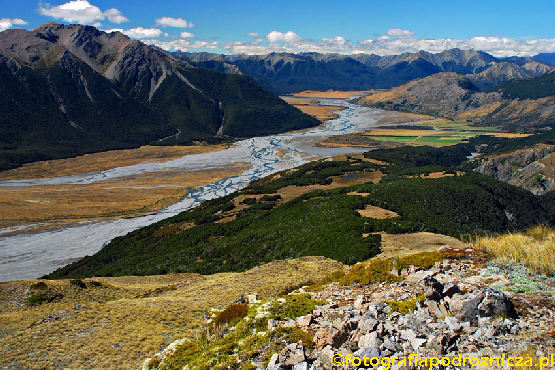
[
  {"x1": 372, "y1": 136, "x2": 417, "y2": 143},
  {"x1": 426, "y1": 121, "x2": 499, "y2": 132}
]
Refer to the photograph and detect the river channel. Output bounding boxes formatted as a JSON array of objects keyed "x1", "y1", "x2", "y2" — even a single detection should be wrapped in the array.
[{"x1": 0, "y1": 101, "x2": 394, "y2": 281}]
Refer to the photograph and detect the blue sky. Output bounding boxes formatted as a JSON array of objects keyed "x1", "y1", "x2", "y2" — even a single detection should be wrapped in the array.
[{"x1": 2, "y1": 0, "x2": 555, "y2": 56}]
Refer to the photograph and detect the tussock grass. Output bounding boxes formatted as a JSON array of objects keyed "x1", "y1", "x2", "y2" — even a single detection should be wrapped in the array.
[{"x1": 474, "y1": 225, "x2": 555, "y2": 275}]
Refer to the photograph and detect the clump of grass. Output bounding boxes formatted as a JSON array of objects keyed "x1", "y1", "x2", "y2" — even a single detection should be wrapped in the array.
[
  {"x1": 157, "y1": 295, "x2": 321, "y2": 369},
  {"x1": 213, "y1": 303, "x2": 249, "y2": 326},
  {"x1": 29, "y1": 282, "x2": 49, "y2": 290},
  {"x1": 268, "y1": 294, "x2": 319, "y2": 320},
  {"x1": 28, "y1": 293, "x2": 53, "y2": 306},
  {"x1": 474, "y1": 225, "x2": 555, "y2": 275},
  {"x1": 385, "y1": 294, "x2": 425, "y2": 315},
  {"x1": 339, "y1": 250, "x2": 470, "y2": 286},
  {"x1": 339, "y1": 259, "x2": 403, "y2": 286}
]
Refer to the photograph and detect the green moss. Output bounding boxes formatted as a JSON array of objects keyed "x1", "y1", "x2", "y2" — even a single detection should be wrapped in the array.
[
  {"x1": 339, "y1": 259, "x2": 403, "y2": 286},
  {"x1": 268, "y1": 294, "x2": 320, "y2": 320},
  {"x1": 385, "y1": 294, "x2": 426, "y2": 315}
]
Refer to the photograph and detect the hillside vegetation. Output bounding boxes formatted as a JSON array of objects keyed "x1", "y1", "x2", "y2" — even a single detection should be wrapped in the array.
[{"x1": 46, "y1": 137, "x2": 555, "y2": 280}]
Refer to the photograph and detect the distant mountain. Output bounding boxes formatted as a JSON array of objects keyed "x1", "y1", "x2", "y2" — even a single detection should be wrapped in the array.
[
  {"x1": 0, "y1": 23, "x2": 319, "y2": 171},
  {"x1": 179, "y1": 49, "x2": 550, "y2": 94},
  {"x1": 357, "y1": 66, "x2": 555, "y2": 132},
  {"x1": 533, "y1": 53, "x2": 555, "y2": 66}
]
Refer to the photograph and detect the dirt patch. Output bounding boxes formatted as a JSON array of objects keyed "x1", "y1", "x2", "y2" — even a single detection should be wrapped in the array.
[
  {"x1": 357, "y1": 206, "x2": 399, "y2": 219},
  {"x1": 366, "y1": 232, "x2": 465, "y2": 261},
  {"x1": 0, "y1": 257, "x2": 345, "y2": 369},
  {"x1": 418, "y1": 171, "x2": 466, "y2": 179}
]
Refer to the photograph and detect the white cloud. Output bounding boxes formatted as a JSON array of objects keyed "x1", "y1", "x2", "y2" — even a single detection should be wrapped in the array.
[
  {"x1": 149, "y1": 39, "x2": 218, "y2": 52},
  {"x1": 0, "y1": 18, "x2": 28, "y2": 31},
  {"x1": 385, "y1": 29, "x2": 414, "y2": 37},
  {"x1": 220, "y1": 28, "x2": 555, "y2": 57},
  {"x1": 104, "y1": 8, "x2": 128, "y2": 23},
  {"x1": 266, "y1": 30, "x2": 301, "y2": 43},
  {"x1": 112, "y1": 27, "x2": 162, "y2": 39},
  {"x1": 180, "y1": 31, "x2": 194, "y2": 39},
  {"x1": 38, "y1": 0, "x2": 128, "y2": 25},
  {"x1": 155, "y1": 17, "x2": 191, "y2": 28}
]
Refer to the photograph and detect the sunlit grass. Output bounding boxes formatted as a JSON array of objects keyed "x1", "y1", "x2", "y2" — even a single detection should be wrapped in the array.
[{"x1": 473, "y1": 225, "x2": 555, "y2": 275}]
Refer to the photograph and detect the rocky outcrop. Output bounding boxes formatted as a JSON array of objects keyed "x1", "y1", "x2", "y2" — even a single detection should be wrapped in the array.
[
  {"x1": 262, "y1": 256, "x2": 554, "y2": 370},
  {"x1": 473, "y1": 145, "x2": 555, "y2": 194}
]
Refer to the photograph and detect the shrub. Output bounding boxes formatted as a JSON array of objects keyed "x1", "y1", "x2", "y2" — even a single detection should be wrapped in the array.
[
  {"x1": 70, "y1": 279, "x2": 87, "y2": 289},
  {"x1": 28, "y1": 293, "x2": 52, "y2": 306},
  {"x1": 29, "y1": 282, "x2": 48, "y2": 290},
  {"x1": 213, "y1": 303, "x2": 249, "y2": 326},
  {"x1": 240, "y1": 197, "x2": 258, "y2": 205}
]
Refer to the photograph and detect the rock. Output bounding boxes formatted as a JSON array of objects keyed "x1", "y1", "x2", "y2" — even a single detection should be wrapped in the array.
[
  {"x1": 477, "y1": 287, "x2": 517, "y2": 319},
  {"x1": 445, "y1": 316, "x2": 462, "y2": 332},
  {"x1": 449, "y1": 287, "x2": 516, "y2": 324},
  {"x1": 442, "y1": 283, "x2": 461, "y2": 298},
  {"x1": 314, "y1": 330, "x2": 332, "y2": 349},
  {"x1": 424, "y1": 276, "x2": 444, "y2": 301},
  {"x1": 282, "y1": 318, "x2": 297, "y2": 328},
  {"x1": 358, "y1": 332, "x2": 382, "y2": 349},
  {"x1": 354, "y1": 294, "x2": 370, "y2": 309},
  {"x1": 296, "y1": 314, "x2": 312, "y2": 327},
  {"x1": 247, "y1": 293, "x2": 260, "y2": 304},
  {"x1": 293, "y1": 362, "x2": 308, "y2": 370},
  {"x1": 278, "y1": 341, "x2": 305, "y2": 367}
]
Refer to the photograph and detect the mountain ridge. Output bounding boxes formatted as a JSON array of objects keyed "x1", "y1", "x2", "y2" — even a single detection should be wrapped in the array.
[{"x1": 0, "y1": 23, "x2": 319, "y2": 171}]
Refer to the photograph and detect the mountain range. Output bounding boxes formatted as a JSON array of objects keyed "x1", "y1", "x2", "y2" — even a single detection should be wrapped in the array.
[
  {"x1": 0, "y1": 23, "x2": 319, "y2": 171},
  {"x1": 178, "y1": 49, "x2": 552, "y2": 94}
]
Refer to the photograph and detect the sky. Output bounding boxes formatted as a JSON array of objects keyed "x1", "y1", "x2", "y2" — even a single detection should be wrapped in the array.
[{"x1": 1, "y1": 0, "x2": 555, "y2": 57}]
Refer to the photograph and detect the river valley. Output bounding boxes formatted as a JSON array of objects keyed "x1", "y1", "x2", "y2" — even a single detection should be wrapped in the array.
[{"x1": 0, "y1": 101, "x2": 410, "y2": 281}]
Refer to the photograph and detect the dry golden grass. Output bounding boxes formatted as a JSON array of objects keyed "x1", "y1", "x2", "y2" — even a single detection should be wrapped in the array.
[
  {"x1": 0, "y1": 145, "x2": 227, "y2": 180},
  {"x1": 294, "y1": 105, "x2": 344, "y2": 120},
  {"x1": 418, "y1": 171, "x2": 466, "y2": 179},
  {"x1": 365, "y1": 232, "x2": 464, "y2": 261},
  {"x1": 357, "y1": 205, "x2": 399, "y2": 219},
  {"x1": 0, "y1": 163, "x2": 249, "y2": 231},
  {"x1": 456, "y1": 101, "x2": 504, "y2": 120},
  {"x1": 280, "y1": 98, "x2": 316, "y2": 106},
  {"x1": 0, "y1": 257, "x2": 345, "y2": 369},
  {"x1": 490, "y1": 133, "x2": 532, "y2": 138},
  {"x1": 473, "y1": 225, "x2": 555, "y2": 275}
]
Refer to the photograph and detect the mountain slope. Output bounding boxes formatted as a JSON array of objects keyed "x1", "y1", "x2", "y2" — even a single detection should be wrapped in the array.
[
  {"x1": 0, "y1": 23, "x2": 319, "y2": 170},
  {"x1": 357, "y1": 68, "x2": 555, "y2": 132}
]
